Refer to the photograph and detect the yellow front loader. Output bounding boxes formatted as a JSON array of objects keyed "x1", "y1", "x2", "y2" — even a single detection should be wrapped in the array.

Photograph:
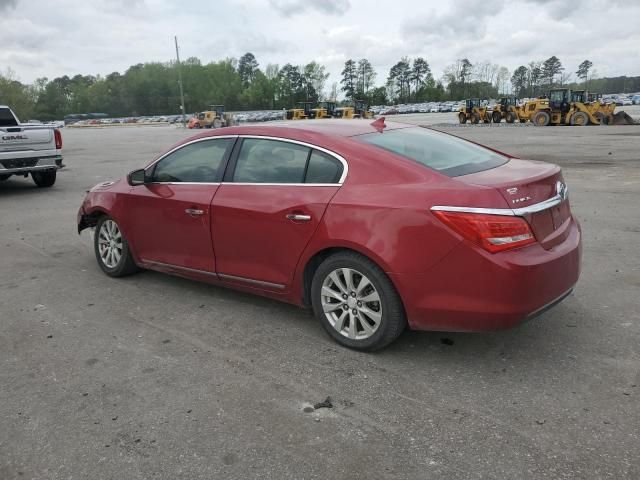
[
  {"x1": 492, "y1": 97, "x2": 527, "y2": 123},
  {"x1": 310, "y1": 101, "x2": 336, "y2": 119},
  {"x1": 286, "y1": 102, "x2": 314, "y2": 120},
  {"x1": 334, "y1": 100, "x2": 374, "y2": 119},
  {"x1": 458, "y1": 99, "x2": 490, "y2": 124},
  {"x1": 530, "y1": 89, "x2": 630, "y2": 126}
]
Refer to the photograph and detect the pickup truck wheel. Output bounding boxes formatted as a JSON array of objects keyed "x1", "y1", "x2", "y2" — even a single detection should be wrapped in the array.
[
  {"x1": 311, "y1": 251, "x2": 406, "y2": 351},
  {"x1": 31, "y1": 170, "x2": 56, "y2": 187},
  {"x1": 94, "y1": 216, "x2": 139, "y2": 277}
]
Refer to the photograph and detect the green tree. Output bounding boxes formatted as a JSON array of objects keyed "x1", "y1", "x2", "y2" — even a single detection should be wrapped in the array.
[
  {"x1": 511, "y1": 66, "x2": 528, "y2": 97},
  {"x1": 542, "y1": 56, "x2": 564, "y2": 86},
  {"x1": 303, "y1": 62, "x2": 329, "y2": 101},
  {"x1": 388, "y1": 57, "x2": 411, "y2": 103},
  {"x1": 340, "y1": 59, "x2": 357, "y2": 100},
  {"x1": 411, "y1": 57, "x2": 432, "y2": 100},
  {"x1": 238, "y1": 52, "x2": 259, "y2": 87},
  {"x1": 576, "y1": 60, "x2": 593, "y2": 87},
  {"x1": 356, "y1": 58, "x2": 376, "y2": 100}
]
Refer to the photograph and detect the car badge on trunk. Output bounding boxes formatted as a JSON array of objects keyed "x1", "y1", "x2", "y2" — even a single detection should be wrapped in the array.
[{"x1": 556, "y1": 181, "x2": 568, "y2": 200}]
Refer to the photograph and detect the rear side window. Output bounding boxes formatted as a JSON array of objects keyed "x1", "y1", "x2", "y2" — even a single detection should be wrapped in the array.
[
  {"x1": 0, "y1": 108, "x2": 19, "y2": 127},
  {"x1": 356, "y1": 127, "x2": 508, "y2": 177},
  {"x1": 151, "y1": 138, "x2": 231, "y2": 183},
  {"x1": 233, "y1": 138, "x2": 309, "y2": 183},
  {"x1": 306, "y1": 150, "x2": 342, "y2": 183}
]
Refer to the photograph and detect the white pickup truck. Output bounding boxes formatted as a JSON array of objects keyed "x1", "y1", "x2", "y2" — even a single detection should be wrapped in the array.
[{"x1": 0, "y1": 105, "x2": 63, "y2": 187}]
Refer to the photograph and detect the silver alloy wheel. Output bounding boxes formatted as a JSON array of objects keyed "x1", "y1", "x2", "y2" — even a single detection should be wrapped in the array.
[
  {"x1": 98, "y1": 219, "x2": 123, "y2": 269},
  {"x1": 321, "y1": 267, "x2": 382, "y2": 340}
]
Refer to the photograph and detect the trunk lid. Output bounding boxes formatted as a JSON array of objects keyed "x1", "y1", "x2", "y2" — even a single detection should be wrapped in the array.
[{"x1": 458, "y1": 159, "x2": 572, "y2": 250}]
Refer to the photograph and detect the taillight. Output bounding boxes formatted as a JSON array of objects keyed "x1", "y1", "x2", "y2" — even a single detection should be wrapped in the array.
[
  {"x1": 432, "y1": 210, "x2": 536, "y2": 253},
  {"x1": 54, "y1": 129, "x2": 62, "y2": 150}
]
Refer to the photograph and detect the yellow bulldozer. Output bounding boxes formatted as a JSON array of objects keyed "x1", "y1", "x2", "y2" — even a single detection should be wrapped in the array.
[
  {"x1": 310, "y1": 101, "x2": 337, "y2": 119},
  {"x1": 491, "y1": 97, "x2": 527, "y2": 123},
  {"x1": 334, "y1": 99, "x2": 374, "y2": 119},
  {"x1": 194, "y1": 104, "x2": 227, "y2": 128},
  {"x1": 286, "y1": 101, "x2": 314, "y2": 120},
  {"x1": 458, "y1": 99, "x2": 491, "y2": 124}
]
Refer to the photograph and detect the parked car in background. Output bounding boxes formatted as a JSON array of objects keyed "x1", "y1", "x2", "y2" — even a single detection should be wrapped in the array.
[
  {"x1": 77, "y1": 119, "x2": 581, "y2": 350},
  {"x1": 632, "y1": 95, "x2": 640, "y2": 105},
  {"x1": 0, "y1": 105, "x2": 63, "y2": 187}
]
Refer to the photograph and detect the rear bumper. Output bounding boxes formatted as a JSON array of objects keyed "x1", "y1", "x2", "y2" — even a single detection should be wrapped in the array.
[
  {"x1": 0, "y1": 155, "x2": 63, "y2": 175},
  {"x1": 390, "y1": 216, "x2": 582, "y2": 332}
]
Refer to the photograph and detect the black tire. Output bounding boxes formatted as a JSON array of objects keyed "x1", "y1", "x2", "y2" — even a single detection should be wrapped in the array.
[
  {"x1": 310, "y1": 251, "x2": 406, "y2": 351},
  {"x1": 94, "y1": 215, "x2": 139, "y2": 277},
  {"x1": 471, "y1": 113, "x2": 480, "y2": 124},
  {"x1": 533, "y1": 111, "x2": 550, "y2": 126},
  {"x1": 31, "y1": 170, "x2": 57, "y2": 187},
  {"x1": 492, "y1": 111, "x2": 502, "y2": 123},
  {"x1": 570, "y1": 111, "x2": 589, "y2": 126},
  {"x1": 505, "y1": 112, "x2": 517, "y2": 123},
  {"x1": 594, "y1": 112, "x2": 609, "y2": 125},
  {"x1": 0, "y1": 174, "x2": 11, "y2": 181},
  {"x1": 458, "y1": 113, "x2": 467, "y2": 124}
]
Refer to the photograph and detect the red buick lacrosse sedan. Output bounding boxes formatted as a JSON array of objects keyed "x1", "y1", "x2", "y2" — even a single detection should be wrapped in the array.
[{"x1": 77, "y1": 119, "x2": 581, "y2": 350}]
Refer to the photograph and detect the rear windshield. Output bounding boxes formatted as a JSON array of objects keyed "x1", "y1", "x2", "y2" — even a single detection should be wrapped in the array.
[
  {"x1": 0, "y1": 108, "x2": 19, "y2": 127},
  {"x1": 356, "y1": 127, "x2": 508, "y2": 177}
]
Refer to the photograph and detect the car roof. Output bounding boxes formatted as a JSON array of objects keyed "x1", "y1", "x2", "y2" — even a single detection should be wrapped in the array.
[{"x1": 202, "y1": 118, "x2": 414, "y2": 139}]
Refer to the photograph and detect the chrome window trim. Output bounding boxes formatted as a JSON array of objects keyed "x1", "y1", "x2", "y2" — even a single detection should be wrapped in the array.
[
  {"x1": 220, "y1": 182, "x2": 339, "y2": 187},
  {"x1": 149, "y1": 182, "x2": 221, "y2": 186},
  {"x1": 233, "y1": 134, "x2": 348, "y2": 185},
  {"x1": 431, "y1": 193, "x2": 564, "y2": 217},
  {"x1": 144, "y1": 135, "x2": 238, "y2": 171}
]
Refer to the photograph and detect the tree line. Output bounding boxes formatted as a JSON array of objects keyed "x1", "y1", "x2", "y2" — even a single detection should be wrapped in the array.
[{"x1": 1, "y1": 53, "x2": 638, "y2": 121}]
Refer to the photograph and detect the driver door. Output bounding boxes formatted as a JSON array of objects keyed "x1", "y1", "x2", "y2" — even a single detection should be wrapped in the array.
[{"x1": 124, "y1": 137, "x2": 235, "y2": 273}]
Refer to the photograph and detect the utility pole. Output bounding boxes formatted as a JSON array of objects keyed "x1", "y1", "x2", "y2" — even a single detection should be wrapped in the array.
[{"x1": 174, "y1": 36, "x2": 187, "y2": 127}]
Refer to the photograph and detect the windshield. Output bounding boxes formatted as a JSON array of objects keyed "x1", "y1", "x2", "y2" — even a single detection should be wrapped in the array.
[{"x1": 356, "y1": 127, "x2": 508, "y2": 177}]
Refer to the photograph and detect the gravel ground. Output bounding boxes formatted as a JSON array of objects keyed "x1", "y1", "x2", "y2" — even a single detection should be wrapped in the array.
[{"x1": 1, "y1": 119, "x2": 639, "y2": 479}]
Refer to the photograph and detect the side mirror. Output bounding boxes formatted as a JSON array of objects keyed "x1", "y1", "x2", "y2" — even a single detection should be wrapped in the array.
[{"x1": 127, "y1": 168, "x2": 146, "y2": 186}]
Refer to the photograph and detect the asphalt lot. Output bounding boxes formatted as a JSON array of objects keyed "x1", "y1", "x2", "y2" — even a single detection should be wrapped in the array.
[{"x1": 1, "y1": 118, "x2": 639, "y2": 479}]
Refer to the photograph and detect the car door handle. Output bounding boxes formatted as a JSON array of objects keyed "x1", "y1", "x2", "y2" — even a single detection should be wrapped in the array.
[
  {"x1": 286, "y1": 214, "x2": 311, "y2": 222},
  {"x1": 185, "y1": 208, "x2": 205, "y2": 216}
]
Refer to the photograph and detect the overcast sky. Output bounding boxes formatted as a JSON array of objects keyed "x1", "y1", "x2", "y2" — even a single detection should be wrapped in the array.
[{"x1": 2, "y1": 0, "x2": 639, "y2": 88}]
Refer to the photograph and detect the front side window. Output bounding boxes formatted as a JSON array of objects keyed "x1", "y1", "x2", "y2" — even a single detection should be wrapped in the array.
[
  {"x1": 357, "y1": 127, "x2": 508, "y2": 177},
  {"x1": 151, "y1": 138, "x2": 231, "y2": 183},
  {"x1": 233, "y1": 138, "x2": 310, "y2": 183}
]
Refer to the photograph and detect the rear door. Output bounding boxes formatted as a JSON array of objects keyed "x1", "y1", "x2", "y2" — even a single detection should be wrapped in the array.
[
  {"x1": 124, "y1": 137, "x2": 235, "y2": 273},
  {"x1": 211, "y1": 137, "x2": 345, "y2": 290}
]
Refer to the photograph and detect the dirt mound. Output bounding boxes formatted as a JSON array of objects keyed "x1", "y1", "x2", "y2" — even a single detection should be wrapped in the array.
[{"x1": 610, "y1": 111, "x2": 637, "y2": 125}]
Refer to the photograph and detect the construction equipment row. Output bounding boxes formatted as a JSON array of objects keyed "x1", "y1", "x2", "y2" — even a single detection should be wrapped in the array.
[
  {"x1": 458, "y1": 89, "x2": 635, "y2": 126},
  {"x1": 286, "y1": 100, "x2": 373, "y2": 120}
]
